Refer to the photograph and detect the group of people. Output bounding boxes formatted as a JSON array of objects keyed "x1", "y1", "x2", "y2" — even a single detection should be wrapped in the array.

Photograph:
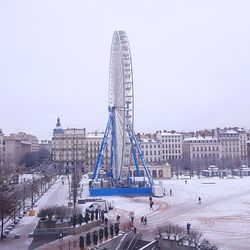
[{"x1": 140, "y1": 216, "x2": 147, "y2": 225}]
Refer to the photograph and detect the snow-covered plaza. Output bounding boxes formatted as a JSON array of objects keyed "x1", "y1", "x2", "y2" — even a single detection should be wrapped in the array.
[
  {"x1": 1, "y1": 176, "x2": 250, "y2": 250},
  {"x1": 88, "y1": 177, "x2": 250, "y2": 250}
]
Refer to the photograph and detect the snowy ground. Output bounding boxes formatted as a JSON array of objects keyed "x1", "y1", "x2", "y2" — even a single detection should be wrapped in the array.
[
  {"x1": 82, "y1": 177, "x2": 250, "y2": 250},
  {"x1": 2, "y1": 176, "x2": 249, "y2": 250}
]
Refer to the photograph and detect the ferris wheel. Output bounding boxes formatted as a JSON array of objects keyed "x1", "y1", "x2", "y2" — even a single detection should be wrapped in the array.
[
  {"x1": 108, "y1": 31, "x2": 134, "y2": 181},
  {"x1": 92, "y1": 31, "x2": 153, "y2": 188}
]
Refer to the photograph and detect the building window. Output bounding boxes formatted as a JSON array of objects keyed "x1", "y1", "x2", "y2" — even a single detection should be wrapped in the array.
[
  {"x1": 152, "y1": 170, "x2": 157, "y2": 178},
  {"x1": 140, "y1": 170, "x2": 145, "y2": 176},
  {"x1": 159, "y1": 170, "x2": 163, "y2": 177}
]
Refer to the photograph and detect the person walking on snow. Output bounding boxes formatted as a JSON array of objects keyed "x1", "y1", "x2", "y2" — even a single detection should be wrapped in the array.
[
  {"x1": 198, "y1": 197, "x2": 201, "y2": 204},
  {"x1": 187, "y1": 223, "x2": 191, "y2": 235},
  {"x1": 141, "y1": 216, "x2": 144, "y2": 225},
  {"x1": 170, "y1": 189, "x2": 172, "y2": 196},
  {"x1": 150, "y1": 201, "x2": 154, "y2": 210},
  {"x1": 59, "y1": 231, "x2": 63, "y2": 242},
  {"x1": 144, "y1": 216, "x2": 147, "y2": 225}
]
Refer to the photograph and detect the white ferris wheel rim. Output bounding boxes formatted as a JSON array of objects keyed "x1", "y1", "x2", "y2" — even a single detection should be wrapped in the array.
[{"x1": 108, "y1": 31, "x2": 134, "y2": 180}]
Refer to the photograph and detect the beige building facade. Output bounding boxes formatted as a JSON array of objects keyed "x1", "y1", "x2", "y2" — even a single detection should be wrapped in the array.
[
  {"x1": 183, "y1": 136, "x2": 221, "y2": 160},
  {"x1": 10, "y1": 132, "x2": 39, "y2": 152},
  {"x1": 156, "y1": 131, "x2": 183, "y2": 161},
  {"x1": 218, "y1": 129, "x2": 247, "y2": 165},
  {"x1": 140, "y1": 139, "x2": 162, "y2": 164},
  {"x1": 51, "y1": 118, "x2": 109, "y2": 173},
  {"x1": 3, "y1": 136, "x2": 32, "y2": 163},
  {"x1": 130, "y1": 163, "x2": 171, "y2": 179}
]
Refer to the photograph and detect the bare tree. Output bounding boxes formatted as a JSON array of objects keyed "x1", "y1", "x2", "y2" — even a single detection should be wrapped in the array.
[
  {"x1": 0, "y1": 155, "x2": 17, "y2": 239},
  {"x1": 154, "y1": 222, "x2": 216, "y2": 249}
]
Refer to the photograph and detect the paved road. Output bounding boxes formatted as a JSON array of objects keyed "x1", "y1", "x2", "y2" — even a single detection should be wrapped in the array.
[{"x1": 0, "y1": 177, "x2": 69, "y2": 250}]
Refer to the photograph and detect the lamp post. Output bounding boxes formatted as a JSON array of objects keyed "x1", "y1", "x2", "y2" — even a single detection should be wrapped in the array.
[
  {"x1": 72, "y1": 143, "x2": 84, "y2": 211},
  {"x1": 31, "y1": 174, "x2": 34, "y2": 209},
  {"x1": 73, "y1": 144, "x2": 77, "y2": 211}
]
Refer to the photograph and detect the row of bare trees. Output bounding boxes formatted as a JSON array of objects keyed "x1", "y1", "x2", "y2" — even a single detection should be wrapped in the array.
[
  {"x1": 154, "y1": 222, "x2": 217, "y2": 250},
  {"x1": 0, "y1": 153, "x2": 56, "y2": 239},
  {"x1": 169, "y1": 156, "x2": 245, "y2": 175},
  {"x1": 20, "y1": 148, "x2": 51, "y2": 168}
]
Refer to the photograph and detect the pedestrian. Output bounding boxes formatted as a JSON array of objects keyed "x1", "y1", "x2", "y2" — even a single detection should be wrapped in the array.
[
  {"x1": 104, "y1": 217, "x2": 108, "y2": 226},
  {"x1": 101, "y1": 210, "x2": 105, "y2": 222},
  {"x1": 95, "y1": 209, "x2": 99, "y2": 220},
  {"x1": 170, "y1": 189, "x2": 172, "y2": 196},
  {"x1": 149, "y1": 196, "x2": 152, "y2": 202},
  {"x1": 140, "y1": 216, "x2": 144, "y2": 225},
  {"x1": 143, "y1": 216, "x2": 147, "y2": 225},
  {"x1": 198, "y1": 197, "x2": 201, "y2": 204},
  {"x1": 91, "y1": 211, "x2": 94, "y2": 221},
  {"x1": 185, "y1": 180, "x2": 187, "y2": 184},
  {"x1": 116, "y1": 215, "x2": 120, "y2": 224},
  {"x1": 59, "y1": 231, "x2": 63, "y2": 242},
  {"x1": 150, "y1": 201, "x2": 154, "y2": 210},
  {"x1": 187, "y1": 223, "x2": 191, "y2": 235}
]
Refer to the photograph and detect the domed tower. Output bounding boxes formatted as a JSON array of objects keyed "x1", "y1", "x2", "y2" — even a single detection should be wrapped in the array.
[{"x1": 53, "y1": 117, "x2": 64, "y2": 134}]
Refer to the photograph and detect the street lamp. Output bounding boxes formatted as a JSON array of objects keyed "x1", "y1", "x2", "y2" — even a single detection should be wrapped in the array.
[
  {"x1": 73, "y1": 144, "x2": 77, "y2": 211},
  {"x1": 129, "y1": 211, "x2": 135, "y2": 228},
  {"x1": 72, "y1": 143, "x2": 84, "y2": 211}
]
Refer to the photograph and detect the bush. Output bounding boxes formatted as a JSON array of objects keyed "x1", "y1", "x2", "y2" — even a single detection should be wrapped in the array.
[
  {"x1": 38, "y1": 205, "x2": 75, "y2": 222},
  {"x1": 199, "y1": 239, "x2": 218, "y2": 250}
]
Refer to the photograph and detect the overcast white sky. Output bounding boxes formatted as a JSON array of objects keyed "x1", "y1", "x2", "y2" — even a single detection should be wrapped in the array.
[{"x1": 0, "y1": 0, "x2": 250, "y2": 140}]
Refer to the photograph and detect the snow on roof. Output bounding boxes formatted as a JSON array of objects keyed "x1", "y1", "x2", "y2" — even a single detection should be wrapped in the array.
[
  {"x1": 219, "y1": 130, "x2": 238, "y2": 134},
  {"x1": 159, "y1": 132, "x2": 182, "y2": 137},
  {"x1": 86, "y1": 132, "x2": 104, "y2": 138},
  {"x1": 141, "y1": 138, "x2": 160, "y2": 143},
  {"x1": 183, "y1": 136, "x2": 217, "y2": 142}
]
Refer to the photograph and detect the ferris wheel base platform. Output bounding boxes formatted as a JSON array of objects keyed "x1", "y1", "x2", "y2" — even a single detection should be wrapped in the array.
[{"x1": 89, "y1": 187, "x2": 152, "y2": 196}]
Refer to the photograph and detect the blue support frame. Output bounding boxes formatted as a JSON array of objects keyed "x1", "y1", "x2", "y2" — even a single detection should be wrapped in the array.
[
  {"x1": 128, "y1": 123, "x2": 154, "y2": 187},
  {"x1": 129, "y1": 133, "x2": 141, "y2": 177},
  {"x1": 92, "y1": 107, "x2": 153, "y2": 194},
  {"x1": 92, "y1": 112, "x2": 112, "y2": 181}
]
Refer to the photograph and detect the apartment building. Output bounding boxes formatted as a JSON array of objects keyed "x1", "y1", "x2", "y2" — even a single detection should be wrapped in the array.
[
  {"x1": 4, "y1": 135, "x2": 32, "y2": 163},
  {"x1": 10, "y1": 132, "x2": 39, "y2": 152},
  {"x1": 52, "y1": 118, "x2": 86, "y2": 172},
  {"x1": 156, "y1": 131, "x2": 182, "y2": 161},
  {"x1": 218, "y1": 129, "x2": 247, "y2": 164},
  {"x1": 183, "y1": 136, "x2": 221, "y2": 160},
  {"x1": 140, "y1": 138, "x2": 162, "y2": 164},
  {"x1": 51, "y1": 118, "x2": 108, "y2": 173},
  {"x1": 85, "y1": 132, "x2": 109, "y2": 173}
]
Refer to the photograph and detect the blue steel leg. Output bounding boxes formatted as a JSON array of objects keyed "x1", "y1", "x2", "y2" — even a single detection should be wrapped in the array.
[
  {"x1": 92, "y1": 112, "x2": 112, "y2": 181},
  {"x1": 128, "y1": 123, "x2": 153, "y2": 187},
  {"x1": 129, "y1": 133, "x2": 141, "y2": 177}
]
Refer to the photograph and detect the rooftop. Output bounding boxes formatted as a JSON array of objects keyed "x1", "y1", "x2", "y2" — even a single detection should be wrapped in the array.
[{"x1": 183, "y1": 136, "x2": 218, "y2": 142}]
